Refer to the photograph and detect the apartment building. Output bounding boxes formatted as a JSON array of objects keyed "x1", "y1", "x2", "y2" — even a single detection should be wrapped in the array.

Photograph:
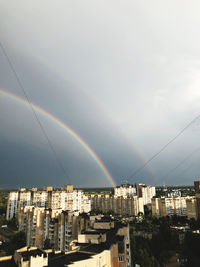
[
  {"x1": 18, "y1": 206, "x2": 90, "y2": 251},
  {"x1": 0, "y1": 218, "x2": 131, "y2": 267},
  {"x1": 114, "y1": 183, "x2": 136, "y2": 197},
  {"x1": 152, "y1": 196, "x2": 190, "y2": 217},
  {"x1": 186, "y1": 197, "x2": 197, "y2": 219},
  {"x1": 6, "y1": 185, "x2": 90, "y2": 220},
  {"x1": 89, "y1": 194, "x2": 144, "y2": 216},
  {"x1": 136, "y1": 183, "x2": 156, "y2": 205},
  {"x1": 114, "y1": 183, "x2": 156, "y2": 206}
]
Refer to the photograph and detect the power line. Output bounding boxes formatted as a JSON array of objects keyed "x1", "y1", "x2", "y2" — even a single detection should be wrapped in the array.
[
  {"x1": 162, "y1": 147, "x2": 200, "y2": 182},
  {"x1": 0, "y1": 42, "x2": 70, "y2": 183},
  {"x1": 129, "y1": 114, "x2": 200, "y2": 180}
]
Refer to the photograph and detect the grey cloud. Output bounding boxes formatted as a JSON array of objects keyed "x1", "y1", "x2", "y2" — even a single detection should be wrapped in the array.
[{"x1": 1, "y1": 0, "x2": 200, "y2": 187}]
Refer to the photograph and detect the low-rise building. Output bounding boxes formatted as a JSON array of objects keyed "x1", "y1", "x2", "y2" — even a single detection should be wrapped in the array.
[{"x1": 0, "y1": 247, "x2": 48, "y2": 267}]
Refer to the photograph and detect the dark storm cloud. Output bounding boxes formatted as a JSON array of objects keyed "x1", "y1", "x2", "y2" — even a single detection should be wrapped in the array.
[
  {"x1": 0, "y1": 51, "x2": 147, "y2": 187},
  {"x1": 1, "y1": 0, "x2": 200, "y2": 187}
]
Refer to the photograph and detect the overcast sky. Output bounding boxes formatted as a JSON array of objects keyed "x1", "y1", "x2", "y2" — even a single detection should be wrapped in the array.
[{"x1": 1, "y1": 0, "x2": 200, "y2": 188}]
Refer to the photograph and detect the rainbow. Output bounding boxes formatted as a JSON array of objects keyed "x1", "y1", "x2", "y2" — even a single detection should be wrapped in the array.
[
  {"x1": 0, "y1": 88, "x2": 116, "y2": 187},
  {"x1": 29, "y1": 55, "x2": 156, "y2": 183}
]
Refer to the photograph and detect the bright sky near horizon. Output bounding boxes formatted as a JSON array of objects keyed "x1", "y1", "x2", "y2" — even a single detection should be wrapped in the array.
[{"x1": 1, "y1": 0, "x2": 200, "y2": 188}]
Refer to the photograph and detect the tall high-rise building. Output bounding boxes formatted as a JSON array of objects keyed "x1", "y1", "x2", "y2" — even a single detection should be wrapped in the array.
[
  {"x1": 114, "y1": 183, "x2": 136, "y2": 197},
  {"x1": 194, "y1": 181, "x2": 200, "y2": 194},
  {"x1": 18, "y1": 206, "x2": 90, "y2": 251},
  {"x1": 136, "y1": 183, "x2": 156, "y2": 205}
]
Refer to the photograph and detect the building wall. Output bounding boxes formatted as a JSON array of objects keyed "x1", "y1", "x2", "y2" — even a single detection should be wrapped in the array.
[
  {"x1": 89, "y1": 194, "x2": 144, "y2": 216},
  {"x1": 6, "y1": 191, "x2": 19, "y2": 220},
  {"x1": 137, "y1": 184, "x2": 156, "y2": 205},
  {"x1": 186, "y1": 197, "x2": 197, "y2": 219},
  {"x1": 152, "y1": 197, "x2": 192, "y2": 217},
  {"x1": 78, "y1": 233, "x2": 106, "y2": 244},
  {"x1": 14, "y1": 247, "x2": 48, "y2": 267},
  {"x1": 93, "y1": 221, "x2": 114, "y2": 230},
  {"x1": 67, "y1": 250, "x2": 111, "y2": 267},
  {"x1": 114, "y1": 184, "x2": 136, "y2": 197},
  {"x1": 7, "y1": 187, "x2": 91, "y2": 220},
  {"x1": 18, "y1": 207, "x2": 89, "y2": 252}
]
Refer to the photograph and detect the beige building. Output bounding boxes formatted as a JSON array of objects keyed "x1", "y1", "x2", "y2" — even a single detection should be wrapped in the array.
[
  {"x1": 89, "y1": 194, "x2": 144, "y2": 216},
  {"x1": 152, "y1": 196, "x2": 193, "y2": 217},
  {"x1": 0, "y1": 217, "x2": 131, "y2": 267},
  {"x1": 18, "y1": 206, "x2": 90, "y2": 251},
  {"x1": 186, "y1": 197, "x2": 197, "y2": 219},
  {"x1": 14, "y1": 247, "x2": 48, "y2": 267}
]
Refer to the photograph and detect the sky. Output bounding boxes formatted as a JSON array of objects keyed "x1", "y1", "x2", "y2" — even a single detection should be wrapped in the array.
[{"x1": 1, "y1": 0, "x2": 200, "y2": 188}]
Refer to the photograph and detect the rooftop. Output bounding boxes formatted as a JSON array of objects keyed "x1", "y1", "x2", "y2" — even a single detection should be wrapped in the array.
[
  {"x1": 0, "y1": 258, "x2": 16, "y2": 267},
  {"x1": 48, "y1": 251, "x2": 92, "y2": 267},
  {"x1": 17, "y1": 248, "x2": 47, "y2": 261}
]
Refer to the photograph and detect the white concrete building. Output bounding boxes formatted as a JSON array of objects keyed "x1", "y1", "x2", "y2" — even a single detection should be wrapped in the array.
[
  {"x1": 137, "y1": 184, "x2": 156, "y2": 205},
  {"x1": 114, "y1": 184, "x2": 136, "y2": 197},
  {"x1": 6, "y1": 186, "x2": 91, "y2": 220},
  {"x1": 6, "y1": 191, "x2": 18, "y2": 220}
]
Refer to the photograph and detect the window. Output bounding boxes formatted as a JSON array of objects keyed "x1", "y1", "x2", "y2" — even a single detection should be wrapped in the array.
[{"x1": 119, "y1": 256, "x2": 124, "y2": 262}]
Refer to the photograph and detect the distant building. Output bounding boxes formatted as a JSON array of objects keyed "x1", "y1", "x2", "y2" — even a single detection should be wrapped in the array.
[
  {"x1": 167, "y1": 190, "x2": 181, "y2": 198},
  {"x1": 89, "y1": 194, "x2": 144, "y2": 216},
  {"x1": 136, "y1": 183, "x2": 156, "y2": 205},
  {"x1": 6, "y1": 186, "x2": 91, "y2": 220},
  {"x1": 194, "y1": 181, "x2": 200, "y2": 194},
  {"x1": 193, "y1": 181, "x2": 200, "y2": 219},
  {"x1": 152, "y1": 196, "x2": 191, "y2": 217},
  {"x1": 186, "y1": 197, "x2": 198, "y2": 219},
  {"x1": 114, "y1": 183, "x2": 136, "y2": 197},
  {"x1": 114, "y1": 183, "x2": 156, "y2": 206}
]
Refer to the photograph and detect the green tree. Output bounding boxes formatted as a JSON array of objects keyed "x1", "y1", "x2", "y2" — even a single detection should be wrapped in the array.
[
  {"x1": 44, "y1": 238, "x2": 51, "y2": 249},
  {"x1": 6, "y1": 231, "x2": 26, "y2": 254}
]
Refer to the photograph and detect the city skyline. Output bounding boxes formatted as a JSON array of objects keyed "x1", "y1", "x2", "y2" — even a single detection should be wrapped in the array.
[{"x1": 2, "y1": 1, "x2": 200, "y2": 188}]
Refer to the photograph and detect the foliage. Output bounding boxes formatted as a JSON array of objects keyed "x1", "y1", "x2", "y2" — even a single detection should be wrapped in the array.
[
  {"x1": 181, "y1": 232, "x2": 200, "y2": 266},
  {"x1": 130, "y1": 215, "x2": 180, "y2": 267},
  {"x1": 44, "y1": 238, "x2": 52, "y2": 249},
  {"x1": 1, "y1": 231, "x2": 26, "y2": 255},
  {"x1": 0, "y1": 192, "x2": 8, "y2": 215},
  {"x1": 0, "y1": 251, "x2": 6, "y2": 257}
]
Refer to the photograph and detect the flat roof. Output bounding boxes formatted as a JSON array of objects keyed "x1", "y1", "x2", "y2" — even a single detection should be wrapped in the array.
[
  {"x1": 48, "y1": 252, "x2": 92, "y2": 266},
  {"x1": 0, "y1": 258, "x2": 16, "y2": 267},
  {"x1": 18, "y1": 248, "x2": 47, "y2": 261}
]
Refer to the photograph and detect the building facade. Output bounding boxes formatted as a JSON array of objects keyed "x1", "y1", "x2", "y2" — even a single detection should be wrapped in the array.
[
  {"x1": 152, "y1": 196, "x2": 191, "y2": 217},
  {"x1": 0, "y1": 218, "x2": 131, "y2": 267},
  {"x1": 89, "y1": 194, "x2": 144, "y2": 216},
  {"x1": 114, "y1": 183, "x2": 136, "y2": 197},
  {"x1": 18, "y1": 206, "x2": 90, "y2": 251},
  {"x1": 136, "y1": 183, "x2": 156, "y2": 205},
  {"x1": 6, "y1": 185, "x2": 91, "y2": 220}
]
